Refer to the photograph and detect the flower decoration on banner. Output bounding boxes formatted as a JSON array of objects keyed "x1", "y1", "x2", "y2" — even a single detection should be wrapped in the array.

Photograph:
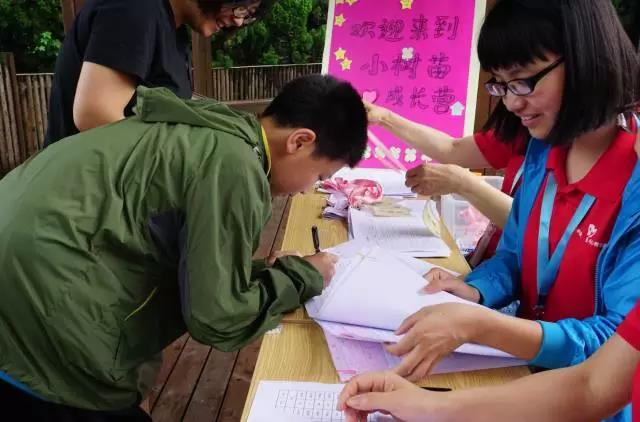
[
  {"x1": 341, "y1": 58, "x2": 352, "y2": 70},
  {"x1": 363, "y1": 145, "x2": 372, "y2": 159},
  {"x1": 346, "y1": 0, "x2": 358, "y2": 5},
  {"x1": 362, "y1": 90, "x2": 378, "y2": 103},
  {"x1": 400, "y1": 0, "x2": 413, "y2": 10},
  {"x1": 335, "y1": 0, "x2": 344, "y2": 3},
  {"x1": 334, "y1": 48, "x2": 347, "y2": 61},
  {"x1": 405, "y1": 148, "x2": 417, "y2": 162},
  {"x1": 390, "y1": 146, "x2": 401, "y2": 159},
  {"x1": 402, "y1": 47, "x2": 414, "y2": 60},
  {"x1": 374, "y1": 146, "x2": 386, "y2": 159},
  {"x1": 334, "y1": 14, "x2": 346, "y2": 27}
]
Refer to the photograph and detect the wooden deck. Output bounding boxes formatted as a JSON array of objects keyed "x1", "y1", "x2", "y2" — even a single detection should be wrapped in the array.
[{"x1": 141, "y1": 195, "x2": 293, "y2": 421}]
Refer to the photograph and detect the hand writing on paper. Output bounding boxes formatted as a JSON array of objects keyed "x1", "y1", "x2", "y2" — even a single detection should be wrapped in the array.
[
  {"x1": 363, "y1": 101, "x2": 391, "y2": 125},
  {"x1": 405, "y1": 163, "x2": 471, "y2": 196},
  {"x1": 387, "y1": 303, "x2": 489, "y2": 382},
  {"x1": 422, "y1": 268, "x2": 481, "y2": 303},
  {"x1": 304, "y1": 252, "x2": 338, "y2": 287},
  {"x1": 337, "y1": 371, "x2": 432, "y2": 422},
  {"x1": 266, "y1": 250, "x2": 303, "y2": 266}
]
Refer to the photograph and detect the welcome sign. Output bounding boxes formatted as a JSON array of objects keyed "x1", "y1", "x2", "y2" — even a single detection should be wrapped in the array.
[{"x1": 323, "y1": 0, "x2": 486, "y2": 168}]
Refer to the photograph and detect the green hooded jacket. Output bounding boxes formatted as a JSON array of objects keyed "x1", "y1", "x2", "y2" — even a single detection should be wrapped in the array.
[{"x1": 0, "y1": 87, "x2": 323, "y2": 410}]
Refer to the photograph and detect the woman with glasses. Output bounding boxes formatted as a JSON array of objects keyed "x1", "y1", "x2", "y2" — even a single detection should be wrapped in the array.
[
  {"x1": 371, "y1": 2, "x2": 640, "y2": 420},
  {"x1": 45, "y1": 0, "x2": 271, "y2": 146}
]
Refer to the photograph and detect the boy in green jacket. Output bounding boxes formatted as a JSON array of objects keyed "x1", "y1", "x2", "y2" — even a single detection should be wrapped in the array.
[{"x1": 0, "y1": 75, "x2": 367, "y2": 421}]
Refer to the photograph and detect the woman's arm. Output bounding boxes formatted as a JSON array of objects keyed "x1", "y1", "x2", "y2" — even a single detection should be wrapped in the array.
[
  {"x1": 340, "y1": 334, "x2": 638, "y2": 422},
  {"x1": 367, "y1": 102, "x2": 491, "y2": 168},
  {"x1": 73, "y1": 61, "x2": 136, "y2": 132}
]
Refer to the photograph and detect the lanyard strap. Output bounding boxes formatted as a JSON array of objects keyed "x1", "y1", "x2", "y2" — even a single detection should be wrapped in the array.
[
  {"x1": 536, "y1": 172, "x2": 596, "y2": 306},
  {"x1": 510, "y1": 164, "x2": 524, "y2": 195}
]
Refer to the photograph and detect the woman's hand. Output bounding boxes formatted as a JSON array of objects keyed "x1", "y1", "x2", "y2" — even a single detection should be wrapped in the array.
[
  {"x1": 405, "y1": 163, "x2": 473, "y2": 196},
  {"x1": 422, "y1": 268, "x2": 481, "y2": 303},
  {"x1": 337, "y1": 371, "x2": 437, "y2": 422},
  {"x1": 364, "y1": 101, "x2": 392, "y2": 125},
  {"x1": 387, "y1": 303, "x2": 491, "y2": 381}
]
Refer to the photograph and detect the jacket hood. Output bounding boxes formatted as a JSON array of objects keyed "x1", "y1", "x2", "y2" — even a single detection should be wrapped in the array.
[{"x1": 134, "y1": 86, "x2": 261, "y2": 147}]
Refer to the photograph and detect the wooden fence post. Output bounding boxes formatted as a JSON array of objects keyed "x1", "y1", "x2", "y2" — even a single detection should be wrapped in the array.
[
  {"x1": 0, "y1": 52, "x2": 25, "y2": 175},
  {"x1": 473, "y1": 0, "x2": 497, "y2": 133},
  {"x1": 61, "y1": 0, "x2": 85, "y2": 33},
  {"x1": 192, "y1": 32, "x2": 213, "y2": 97}
]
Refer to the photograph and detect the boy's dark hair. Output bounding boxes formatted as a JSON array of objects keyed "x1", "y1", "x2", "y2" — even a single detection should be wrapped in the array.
[
  {"x1": 263, "y1": 75, "x2": 368, "y2": 167},
  {"x1": 478, "y1": 0, "x2": 640, "y2": 145}
]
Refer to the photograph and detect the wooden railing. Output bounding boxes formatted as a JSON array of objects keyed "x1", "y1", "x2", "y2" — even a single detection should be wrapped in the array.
[
  {"x1": 210, "y1": 63, "x2": 321, "y2": 102},
  {"x1": 0, "y1": 54, "x2": 320, "y2": 175},
  {"x1": 0, "y1": 53, "x2": 25, "y2": 175},
  {"x1": 16, "y1": 73, "x2": 52, "y2": 157}
]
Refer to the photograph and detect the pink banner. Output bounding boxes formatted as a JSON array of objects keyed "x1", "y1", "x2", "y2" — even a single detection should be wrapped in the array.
[{"x1": 324, "y1": 0, "x2": 481, "y2": 168}]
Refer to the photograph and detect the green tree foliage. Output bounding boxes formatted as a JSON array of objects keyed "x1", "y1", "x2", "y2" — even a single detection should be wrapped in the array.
[
  {"x1": 0, "y1": 0, "x2": 63, "y2": 72},
  {"x1": 212, "y1": 0, "x2": 328, "y2": 67},
  {"x1": 612, "y1": 0, "x2": 640, "y2": 47},
  {"x1": 0, "y1": 0, "x2": 637, "y2": 72}
]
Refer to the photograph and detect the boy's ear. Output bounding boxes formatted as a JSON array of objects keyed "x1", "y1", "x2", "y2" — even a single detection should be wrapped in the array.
[{"x1": 285, "y1": 128, "x2": 317, "y2": 154}]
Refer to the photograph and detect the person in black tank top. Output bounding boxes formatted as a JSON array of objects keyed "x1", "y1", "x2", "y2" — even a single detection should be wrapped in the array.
[{"x1": 45, "y1": 0, "x2": 272, "y2": 146}]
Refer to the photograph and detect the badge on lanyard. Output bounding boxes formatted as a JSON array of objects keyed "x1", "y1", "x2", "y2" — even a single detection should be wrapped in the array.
[{"x1": 535, "y1": 172, "x2": 595, "y2": 319}]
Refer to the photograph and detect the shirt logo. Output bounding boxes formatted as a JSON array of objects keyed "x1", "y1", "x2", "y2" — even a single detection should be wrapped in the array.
[
  {"x1": 586, "y1": 224, "x2": 598, "y2": 240},
  {"x1": 576, "y1": 224, "x2": 606, "y2": 249}
]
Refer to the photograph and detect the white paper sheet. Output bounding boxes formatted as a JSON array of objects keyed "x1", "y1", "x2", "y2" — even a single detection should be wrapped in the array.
[
  {"x1": 308, "y1": 246, "x2": 470, "y2": 330},
  {"x1": 307, "y1": 245, "x2": 512, "y2": 359},
  {"x1": 348, "y1": 200, "x2": 449, "y2": 257},
  {"x1": 247, "y1": 381, "x2": 393, "y2": 422}
]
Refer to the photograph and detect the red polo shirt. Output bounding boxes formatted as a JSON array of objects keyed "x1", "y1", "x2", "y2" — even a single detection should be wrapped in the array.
[
  {"x1": 519, "y1": 129, "x2": 637, "y2": 322},
  {"x1": 473, "y1": 131, "x2": 526, "y2": 261},
  {"x1": 617, "y1": 304, "x2": 640, "y2": 422}
]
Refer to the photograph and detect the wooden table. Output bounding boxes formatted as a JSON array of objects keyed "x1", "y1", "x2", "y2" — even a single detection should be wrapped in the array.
[{"x1": 241, "y1": 193, "x2": 530, "y2": 421}]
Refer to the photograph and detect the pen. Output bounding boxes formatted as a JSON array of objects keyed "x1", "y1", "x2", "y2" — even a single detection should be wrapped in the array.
[
  {"x1": 421, "y1": 386, "x2": 452, "y2": 392},
  {"x1": 311, "y1": 225, "x2": 321, "y2": 253}
]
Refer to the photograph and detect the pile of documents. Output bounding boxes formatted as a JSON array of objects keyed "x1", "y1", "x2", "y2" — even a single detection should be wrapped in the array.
[{"x1": 305, "y1": 242, "x2": 525, "y2": 380}]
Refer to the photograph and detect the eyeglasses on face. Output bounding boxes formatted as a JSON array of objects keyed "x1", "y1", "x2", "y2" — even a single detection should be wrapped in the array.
[
  {"x1": 221, "y1": 3, "x2": 259, "y2": 25},
  {"x1": 485, "y1": 58, "x2": 564, "y2": 97}
]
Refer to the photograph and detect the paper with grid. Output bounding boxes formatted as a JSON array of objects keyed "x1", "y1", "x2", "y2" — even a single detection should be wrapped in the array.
[{"x1": 247, "y1": 381, "x2": 393, "y2": 422}]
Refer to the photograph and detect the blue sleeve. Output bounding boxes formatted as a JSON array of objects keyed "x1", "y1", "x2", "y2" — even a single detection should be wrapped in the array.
[
  {"x1": 465, "y1": 186, "x2": 523, "y2": 308},
  {"x1": 531, "y1": 224, "x2": 640, "y2": 368}
]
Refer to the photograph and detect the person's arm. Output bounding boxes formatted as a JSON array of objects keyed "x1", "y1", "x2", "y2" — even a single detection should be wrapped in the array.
[
  {"x1": 179, "y1": 154, "x2": 326, "y2": 351},
  {"x1": 367, "y1": 102, "x2": 490, "y2": 168},
  {"x1": 405, "y1": 163, "x2": 513, "y2": 229},
  {"x1": 339, "y1": 334, "x2": 638, "y2": 422},
  {"x1": 71, "y1": 1, "x2": 161, "y2": 132},
  {"x1": 73, "y1": 62, "x2": 136, "y2": 131}
]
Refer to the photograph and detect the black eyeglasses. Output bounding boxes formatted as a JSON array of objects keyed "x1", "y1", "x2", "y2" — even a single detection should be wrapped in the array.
[
  {"x1": 224, "y1": 5, "x2": 258, "y2": 25},
  {"x1": 485, "y1": 58, "x2": 564, "y2": 97}
]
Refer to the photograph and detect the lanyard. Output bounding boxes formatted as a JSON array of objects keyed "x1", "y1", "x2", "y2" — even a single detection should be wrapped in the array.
[
  {"x1": 510, "y1": 164, "x2": 524, "y2": 195},
  {"x1": 536, "y1": 172, "x2": 596, "y2": 313}
]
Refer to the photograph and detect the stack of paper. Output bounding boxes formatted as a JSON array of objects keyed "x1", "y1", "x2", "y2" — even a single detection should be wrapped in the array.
[
  {"x1": 307, "y1": 244, "x2": 524, "y2": 376},
  {"x1": 323, "y1": 332, "x2": 524, "y2": 382},
  {"x1": 319, "y1": 167, "x2": 416, "y2": 197},
  {"x1": 348, "y1": 200, "x2": 450, "y2": 258}
]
